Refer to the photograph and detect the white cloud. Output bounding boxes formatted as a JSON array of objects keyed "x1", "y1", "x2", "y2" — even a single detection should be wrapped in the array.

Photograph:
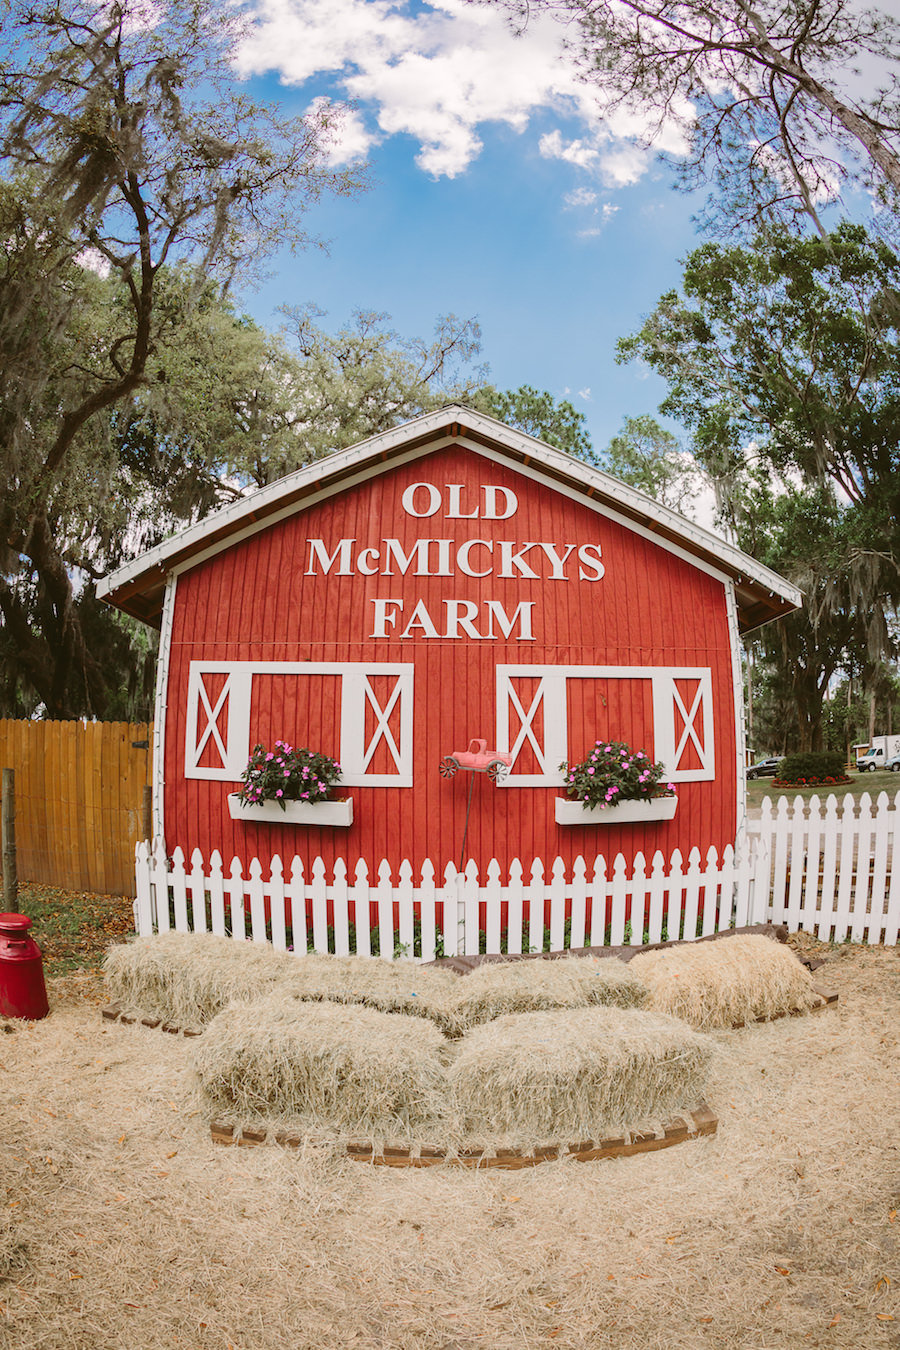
[
  {"x1": 577, "y1": 387, "x2": 592, "y2": 401},
  {"x1": 539, "y1": 130, "x2": 599, "y2": 171},
  {"x1": 306, "y1": 97, "x2": 375, "y2": 166},
  {"x1": 564, "y1": 187, "x2": 598, "y2": 209},
  {"x1": 75, "y1": 247, "x2": 111, "y2": 278},
  {"x1": 237, "y1": 0, "x2": 689, "y2": 182},
  {"x1": 567, "y1": 196, "x2": 618, "y2": 239}
]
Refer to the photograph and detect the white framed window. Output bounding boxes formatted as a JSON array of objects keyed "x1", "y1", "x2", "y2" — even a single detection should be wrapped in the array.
[
  {"x1": 184, "y1": 662, "x2": 414, "y2": 787},
  {"x1": 495, "y1": 664, "x2": 715, "y2": 785}
]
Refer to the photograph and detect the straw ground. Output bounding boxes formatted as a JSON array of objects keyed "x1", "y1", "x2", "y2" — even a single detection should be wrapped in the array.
[{"x1": 2, "y1": 941, "x2": 898, "y2": 1350}]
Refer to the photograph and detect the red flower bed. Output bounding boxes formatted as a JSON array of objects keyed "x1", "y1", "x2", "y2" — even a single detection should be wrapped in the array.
[{"x1": 770, "y1": 775, "x2": 853, "y2": 789}]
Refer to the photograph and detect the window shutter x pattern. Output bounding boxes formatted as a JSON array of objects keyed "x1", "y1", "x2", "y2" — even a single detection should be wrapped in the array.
[
  {"x1": 183, "y1": 662, "x2": 413, "y2": 786},
  {"x1": 495, "y1": 665, "x2": 715, "y2": 785}
]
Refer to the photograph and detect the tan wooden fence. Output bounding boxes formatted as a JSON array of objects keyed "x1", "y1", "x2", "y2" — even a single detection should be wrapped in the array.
[{"x1": 0, "y1": 720, "x2": 152, "y2": 897}]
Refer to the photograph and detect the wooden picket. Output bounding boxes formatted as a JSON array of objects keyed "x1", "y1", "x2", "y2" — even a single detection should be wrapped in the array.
[
  {"x1": 134, "y1": 839, "x2": 751, "y2": 956},
  {"x1": 132, "y1": 789, "x2": 900, "y2": 953},
  {"x1": 746, "y1": 791, "x2": 900, "y2": 944}
]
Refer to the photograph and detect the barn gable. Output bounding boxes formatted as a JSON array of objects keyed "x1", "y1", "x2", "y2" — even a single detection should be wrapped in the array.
[
  {"x1": 99, "y1": 405, "x2": 800, "y2": 632},
  {"x1": 100, "y1": 406, "x2": 800, "y2": 877}
]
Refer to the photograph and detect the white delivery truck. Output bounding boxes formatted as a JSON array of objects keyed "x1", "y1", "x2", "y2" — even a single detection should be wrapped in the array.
[{"x1": 854, "y1": 735, "x2": 900, "y2": 771}]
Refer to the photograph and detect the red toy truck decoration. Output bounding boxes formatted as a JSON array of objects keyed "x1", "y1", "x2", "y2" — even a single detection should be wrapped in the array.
[
  {"x1": 440, "y1": 739, "x2": 512, "y2": 781},
  {"x1": 99, "y1": 405, "x2": 800, "y2": 879}
]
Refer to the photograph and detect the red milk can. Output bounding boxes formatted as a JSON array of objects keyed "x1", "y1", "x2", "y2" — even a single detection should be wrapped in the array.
[{"x1": 0, "y1": 913, "x2": 49, "y2": 1020}]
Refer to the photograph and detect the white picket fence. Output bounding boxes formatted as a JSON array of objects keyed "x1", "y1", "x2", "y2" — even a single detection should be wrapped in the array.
[
  {"x1": 133, "y1": 790, "x2": 900, "y2": 956},
  {"x1": 746, "y1": 790, "x2": 900, "y2": 946},
  {"x1": 134, "y1": 839, "x2": 767, "y2": 960}
]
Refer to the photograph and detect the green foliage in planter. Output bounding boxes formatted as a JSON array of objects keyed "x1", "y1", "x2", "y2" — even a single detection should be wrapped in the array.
[
  {"x1": 237, "y1": 741, "x2": 342, "y2": 809},
  {"x1": 560, "y1": 740, "x2": 674, "y2": 810},
  {"x1": 774, "y1": 751, "x2": 850, "y2": 786}
]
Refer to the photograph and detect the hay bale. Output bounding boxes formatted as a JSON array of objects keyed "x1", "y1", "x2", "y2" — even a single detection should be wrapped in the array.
[
  {"x1": 442, "y1": 956, "x2": 648, "y2": 1035},
  {"x1": 279, "y1": 955, "x2": 458, "y2": 1023},
  {"x1": 631, "y1": 934, "x2": 822, "y2": 1030},
  {"x1": 103, "y1": 933, "x2": 457, "y2": 1028},
  {"x1": 103, "y1": 932, "x2": 296, "y2": 1027},
  {"x1": 449, "y1": 1006, "x2": 714, "y2": 1144},
  {"x1": 194, "y1": 995, "x2": 451, "y2": 1136}
]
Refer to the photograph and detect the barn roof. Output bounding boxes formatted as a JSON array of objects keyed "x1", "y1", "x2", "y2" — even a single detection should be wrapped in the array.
[{"x1": 98, "y1": 404, "x2": 801, "y2": 634}]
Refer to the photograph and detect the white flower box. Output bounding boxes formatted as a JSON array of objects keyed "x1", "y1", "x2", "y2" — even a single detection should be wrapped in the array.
[
  {"x1": 554, "y1": 796, "x2": 678, "y2": 825},
  {"x1": 227, "y1": 794, "x2": 354, "y2": 827}
]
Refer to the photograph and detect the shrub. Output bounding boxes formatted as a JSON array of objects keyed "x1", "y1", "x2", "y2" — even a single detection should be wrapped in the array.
[{"x1": 774, "y1": 751, "x2": 850, "y2": 786}]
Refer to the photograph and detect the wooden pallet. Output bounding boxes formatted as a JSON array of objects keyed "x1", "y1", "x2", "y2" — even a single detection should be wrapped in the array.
[
  {"x1": 209, "y1": 1104, "x2": 718, "y2": 1168},
  {"x1": 101, "y1": 1003, "x2": 202, "y2": 1036},
  {"x1": 731, "y1": 985, "x2": 838, "y2": 1028}
]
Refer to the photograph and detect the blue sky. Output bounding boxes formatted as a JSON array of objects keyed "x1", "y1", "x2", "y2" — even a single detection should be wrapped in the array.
[{"x1": 232, "y1": 0, "x2": 709, "y2": 454}]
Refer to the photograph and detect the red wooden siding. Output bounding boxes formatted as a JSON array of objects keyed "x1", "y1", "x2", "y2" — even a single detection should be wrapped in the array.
[{"x1": 163, "y1": 442, "x2": 737, "y2": 872}]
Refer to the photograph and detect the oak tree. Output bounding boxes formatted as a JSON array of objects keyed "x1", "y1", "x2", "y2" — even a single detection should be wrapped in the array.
[{"x1": 0, "y1": 0, "x2": 361, "y2": 717}]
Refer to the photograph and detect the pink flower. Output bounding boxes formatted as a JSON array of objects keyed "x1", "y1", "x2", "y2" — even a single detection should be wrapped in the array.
[{"x1": 276, "y1": 789, "x2": 283, "y2": 798}]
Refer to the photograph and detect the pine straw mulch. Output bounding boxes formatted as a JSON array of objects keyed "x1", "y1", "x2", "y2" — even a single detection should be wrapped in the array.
[{"x1": 1, "y1": 941, "x2": 899, "y2": 1350}]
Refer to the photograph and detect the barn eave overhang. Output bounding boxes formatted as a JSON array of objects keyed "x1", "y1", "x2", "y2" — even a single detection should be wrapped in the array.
[{"x1": 97, "y1": 405, "x2": 802, "y2": 632}]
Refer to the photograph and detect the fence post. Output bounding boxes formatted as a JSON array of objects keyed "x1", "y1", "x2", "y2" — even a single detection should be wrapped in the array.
[{"x1": 2, "y1": 768, "x2": 17, "y2": 911}]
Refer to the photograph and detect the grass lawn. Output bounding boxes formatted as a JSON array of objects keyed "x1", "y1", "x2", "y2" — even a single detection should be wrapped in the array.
[
  {"x1": 746, "y1": 766, "x2": 900, "y2": 809},
  {"x1": 15, "y1": 883, "x2": 135, "y2": 976}
]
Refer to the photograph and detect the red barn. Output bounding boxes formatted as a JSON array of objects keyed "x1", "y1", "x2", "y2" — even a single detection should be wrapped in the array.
[{"x1": 100, "y1": 406, "x2": 799, "y2": 886}]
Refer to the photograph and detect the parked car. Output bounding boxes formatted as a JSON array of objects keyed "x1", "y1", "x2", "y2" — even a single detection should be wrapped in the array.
[
  {"x1": 886, "y1": 754, "x2": 900, "y2": 773},
  {"x1": 746, "y1": 757, "x2": 781, "y2": 779}
]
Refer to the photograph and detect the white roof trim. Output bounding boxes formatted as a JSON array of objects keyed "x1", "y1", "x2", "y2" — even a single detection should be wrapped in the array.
[{"x1": 97, "y1": 403, "x2": 801, "y2": 609}]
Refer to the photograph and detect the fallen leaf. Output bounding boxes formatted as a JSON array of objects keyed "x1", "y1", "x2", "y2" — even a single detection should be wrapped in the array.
[
  {"x1": 876, "y1": 1314, "x2": 894, "y2": 1322},
  {"x1": 775, "y1": 1267, "x2": 791, "y2": 1276},
  {"x1": 828, "y1": 1315, "x2": 841, "y2": 1326},
  {"x1": 166, "y1": 1151, "x2": 178, "y2": 1159}
]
